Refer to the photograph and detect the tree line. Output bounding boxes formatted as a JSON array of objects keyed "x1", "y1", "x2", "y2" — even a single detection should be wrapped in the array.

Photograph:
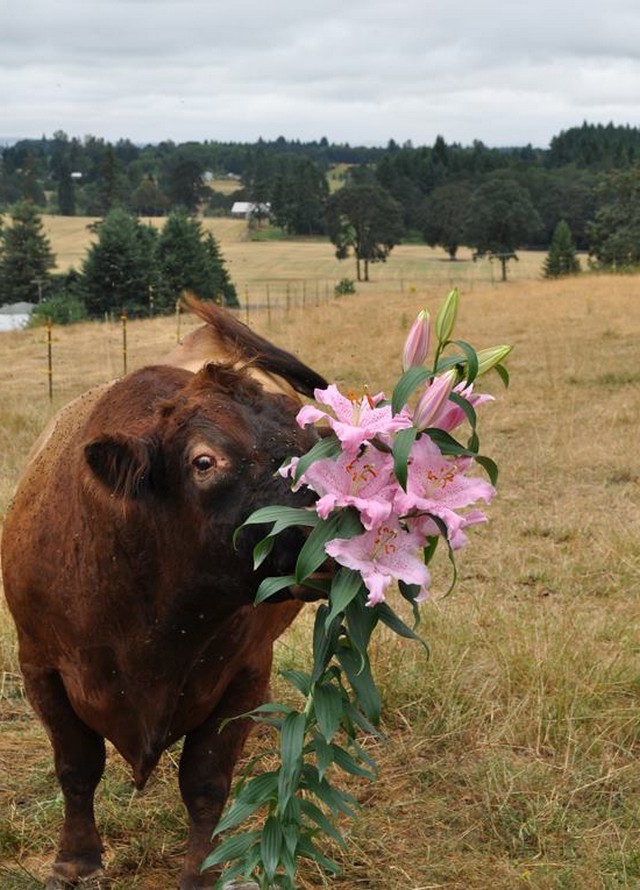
[
  {"x1": 2, "y1": 121, "x2": 640, "y2": 310},
  {"x1": 0, "y1": 204, "x2": 237, "y2": 321}
]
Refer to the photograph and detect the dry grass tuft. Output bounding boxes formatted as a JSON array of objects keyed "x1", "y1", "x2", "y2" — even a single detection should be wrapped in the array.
[{"x1": 1, "y1": 236, "x2": 639, "y2": 888}]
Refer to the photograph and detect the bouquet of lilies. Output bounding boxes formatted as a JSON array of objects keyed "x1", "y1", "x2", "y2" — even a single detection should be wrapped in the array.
[{"x1": 206, "y1": 289, "x2": 511, "y2": 889}]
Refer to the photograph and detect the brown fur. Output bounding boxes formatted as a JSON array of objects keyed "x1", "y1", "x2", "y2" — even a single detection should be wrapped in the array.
[{"x1": 1, "y1": 301, "x2": 325, "y2": 889}]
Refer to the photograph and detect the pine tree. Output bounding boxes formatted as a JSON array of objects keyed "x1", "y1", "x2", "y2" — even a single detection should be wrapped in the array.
[
  {"x1": 156, "y1": 211, "x2": 238, "y2": 309},
  {"x1": 0, "y1": 201, "x2": 55, "y2": 304},
  {"x1": 80, "y1": 208, "x2": 158, "y2": 317},
  {"x1": 543, "y1": 219, "x2": 581, "y2": 278}
]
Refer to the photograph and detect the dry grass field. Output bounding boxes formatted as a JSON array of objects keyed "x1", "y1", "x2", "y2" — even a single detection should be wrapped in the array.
[{"x1": 1, "y1": 230, "x2": 639, "y2": 889}]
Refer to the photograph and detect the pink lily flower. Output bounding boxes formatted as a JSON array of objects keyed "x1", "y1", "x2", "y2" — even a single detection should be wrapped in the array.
[
  {"x1": 394, "y1": 435, "x2": 495, "y2": 543},
  {"x1": 402, "y1": 309, "x2": 431, "y2": 371},
  {"x1": 435, "y1": 383, "x2": 494, "y2": 433},
  {"x1": 408, "y1": 508, "x2": 488, "y2": 551},
  {"x1": 413, "y1": 370, "x2": 457, "y2": 431},
  {"x1": 325, "y1": 519, "x2": 431, "y2": 606},
  {"x1": 296, "y1": 446, "x2": 396, "y2": 529},
  {"x1": 296, "y1": 384, "x2": 410, "y2": 453}
]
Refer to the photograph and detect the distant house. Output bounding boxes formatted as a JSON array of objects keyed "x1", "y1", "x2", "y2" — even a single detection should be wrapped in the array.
[
  {"x1": 0, "y1": 302, "x2": 34, "y2": 332},
  {"x1": 231, "y1": 201, "x2": 271, "y2": 220}
]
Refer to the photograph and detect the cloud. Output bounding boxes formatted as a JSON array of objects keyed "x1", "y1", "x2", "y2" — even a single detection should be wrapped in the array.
[{"x1": 2, "y1": 0, "x2": 640, "y2": 147}]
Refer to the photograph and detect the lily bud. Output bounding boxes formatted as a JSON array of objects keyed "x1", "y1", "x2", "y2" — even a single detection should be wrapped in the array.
[
  {"x1": 475, "y1": 344, "x2": 513, "y2": 376},
  {"x1": 434, "y1": 288, "x2": 459, "y2": 345},
  {"x1": 402, "y1": 309, "x2": 431, "y2": 371},
  {"x1": 413, "y1": 369, "x2": 457, "y2": 430}
]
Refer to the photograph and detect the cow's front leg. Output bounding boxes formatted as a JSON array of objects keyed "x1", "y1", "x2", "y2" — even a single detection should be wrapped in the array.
[
  {"x1": 21, "y1": 664, "x2": 107, "y2": 889},
  {"x1": 177, "y1": 663, "x2": 271, "y2": 890}
]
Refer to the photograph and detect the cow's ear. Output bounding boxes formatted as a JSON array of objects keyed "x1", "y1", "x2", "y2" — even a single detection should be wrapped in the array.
[{"x1": 85, "y1": 435, "x2": 154, "y2": 499}]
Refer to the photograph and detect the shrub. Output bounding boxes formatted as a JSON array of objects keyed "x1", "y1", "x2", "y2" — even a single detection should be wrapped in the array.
[{"x1": 334, "y1": 278, "x2": 356, "y2": 297}]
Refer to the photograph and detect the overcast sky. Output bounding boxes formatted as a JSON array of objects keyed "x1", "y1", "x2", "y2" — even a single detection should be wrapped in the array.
[{"x1": 3, "y1": 0, "x2": 640, "y2": 149}]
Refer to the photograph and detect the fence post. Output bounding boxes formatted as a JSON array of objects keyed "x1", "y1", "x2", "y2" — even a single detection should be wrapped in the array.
[
  {"x1": 46, "y1": 317, "x2": 53, "y2": 402},
  {"x1": 245, "y1": 286, "x2": 250, "y2": 324},
  {"x1": 175, "y1": 299, "x2": 182, "y2": 343},
  {"x1": 121, "y1": 312, "x2": 128, "y2": 376}
]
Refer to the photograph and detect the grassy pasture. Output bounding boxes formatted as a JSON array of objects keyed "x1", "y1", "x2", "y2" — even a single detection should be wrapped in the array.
[
  {"x1": 40, "y1": 213, "x2": 549, "y2": 295},
  {"x1": 1, "y1": 233, "x2": 640, "y2": 888}
]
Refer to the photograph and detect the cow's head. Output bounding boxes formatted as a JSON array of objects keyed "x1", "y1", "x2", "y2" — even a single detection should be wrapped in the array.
[{"x1": 84, "y1": 363, "x2": 319, "y2": 596}]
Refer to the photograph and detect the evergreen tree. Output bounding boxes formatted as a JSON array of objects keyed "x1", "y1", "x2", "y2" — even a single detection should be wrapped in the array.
[
  {"x1": 156, "y1": 211, "x2": 238, "y2": 309},
  {"x1": 0, "y1": 201, "x2": 55, "y2": 303},
  {"x1": 161, "y1": 150, "x2": 206, "y2": 214},
  {"x1": 80, "y1": 208, "x2": 158, "y2": 316},
  {"x1": 57, "y1": 158, "x2": 76, "y2": 216},
  {"x1": 270, "y1": 159, "x2": 329, "y2": 235},
  {"x1": 543, "y1": 220, "x2": 580, "y2": 278}
]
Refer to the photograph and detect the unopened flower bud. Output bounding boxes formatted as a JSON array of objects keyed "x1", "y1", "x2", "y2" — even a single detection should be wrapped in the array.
[
  {"x1": 475, "y1": 344, "x2": 513, "y2": 376},
  {"x1": 434, "y1": 288, "x2": 460, "y2": 345},
  {"x1": 402, "y1": 309, "x2": 431, "y2": 371},
  {"x1": 413, "y1": 369, "x2": 457, "y2": 430}
]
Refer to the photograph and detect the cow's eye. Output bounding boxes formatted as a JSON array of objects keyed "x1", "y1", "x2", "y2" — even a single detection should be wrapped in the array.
[{"x1": 192, "y1": 454, "x2": 215, "y2": 473}]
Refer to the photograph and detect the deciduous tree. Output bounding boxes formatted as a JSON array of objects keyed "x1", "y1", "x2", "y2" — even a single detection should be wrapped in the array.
[
  {"x1": 418, "y1": 181, "x2": 473, "y2": 259},
  {"x1": 325, "y1": 184, "x2": 403, "y2": 281},
  {"x1": 587, "y1": 165, "x2": 640, "y2": 267},
  {"x1": 465, "y1": 176, "x2": 542, "y2": 280}
]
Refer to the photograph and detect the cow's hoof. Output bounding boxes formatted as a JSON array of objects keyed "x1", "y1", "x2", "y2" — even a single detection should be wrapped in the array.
[{"x1": 45, "y1": 867, "x2": 110, "y2": 889}]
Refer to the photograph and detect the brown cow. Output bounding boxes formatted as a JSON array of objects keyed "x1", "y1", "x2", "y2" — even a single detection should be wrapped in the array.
[{"x1": 1, "y1": 300, "x2": 327, "y2": 889}]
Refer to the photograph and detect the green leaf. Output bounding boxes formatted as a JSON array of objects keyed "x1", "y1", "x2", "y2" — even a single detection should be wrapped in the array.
[
  {"x1": 301, "y1": 764, "x2": 359, "y2": 819},
  {"x1": 495, "y1": 362, "x2": 510, "y2": 388},
  {"x1": 292, "y1": 434, "x2": 342, "y2": 482},
  {"x1": 238, "y1": 771, "x2": 279, "y2": 805},
  {"x1": 448, "y1": 391, "x2": 478, "y2": 439},
  {"x1": 300, "y1": 799, "x2": 347, "y2": 848},
  {"x1": 392, "y1": 426, "x2": 418, "y2": 491},
  {"x1": 451, "y1": 338, "x2": 478, "y2": 385},
  {"x1": 375, "y1": 602, "x2": 430, "y2": 653},
  {"x1": 391, "y1": 365, "x2": 433, "y2": 415},
  {"x1": 202, "y1": 830, "x2": 261, "y2": 869},
  {"x1": 261, "y1": 815, "x2": 283, "y2": 883},
  {"x1": 278, "y1": 711, "x2": 306, "y2": 809},
  {"x1": 295, "y1": 835, "x2": 342, "y2": 874},
  {"x1": 279, "y1": 668, "x2": 312, "y2": 696},
  {"x1": 331, "y1": 743, "x2": 376, "y2": 779},
  {"x1": 295, "y1": 508, "x2": 362, "y2": 585},
  {"x1": 254, "y1": 574, "x2": 296, "y2": 604},
  {"x1": 345, "y1": 593, "x2": 379, "y2": 663},
  {"x1": 337, "y1": 643, "x2": 381, "y2": 724},
  {"x1": 252, "y1": 534, "x2": 275, "y2": 570},
  {"x1": 311, "y1": 605, "x2": 341, "y2": 682},
  {"x1": 212, "y1": 799, "x2": 263, "y2": 837},
  {"x1": 311, "y1": 730, "x2": 335, "y2": 778},
  {"x1": 398, "y1": 579, "x2": 422, "y2": 628},
  {"x1": 324, "y1": 568, "x2": 363, "y2": 629},
  {"x1": 425, "y1": 428, "x2": 498, "y2": 485},
  {"x1": 473, "y1": 454, "x2": 499, "y2": 487},
  {"x1": 313, "y1": 681, "x2": 344, "y2": 743}
]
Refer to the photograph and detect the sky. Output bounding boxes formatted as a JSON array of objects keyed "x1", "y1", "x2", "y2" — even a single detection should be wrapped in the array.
[{"x1": 3, "y1": 0, "x2": 640, "y2": 150}]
